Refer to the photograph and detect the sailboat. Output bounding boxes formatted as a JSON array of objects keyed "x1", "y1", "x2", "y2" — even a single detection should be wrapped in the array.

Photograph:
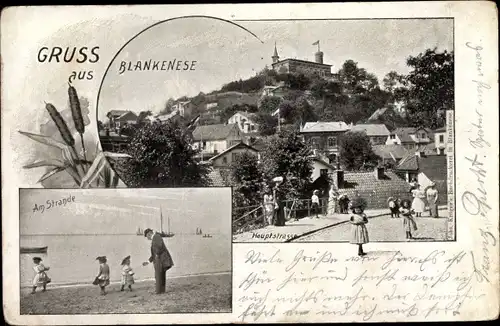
[
  {"x1": 159, "y1": 207, "x2": 175, "y2": 238},
  {"x1": 136, "y1": 227, "x2": 143, "y2": 236}
]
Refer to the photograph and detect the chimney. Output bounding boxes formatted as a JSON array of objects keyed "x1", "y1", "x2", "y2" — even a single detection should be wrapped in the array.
[
  {"x1": 374, "y1": 166, "x2": 385, "y2": 180},
  {"x1": 334, "y1": 169, "x2": 344, "y2": 189},
  {"x1": 315, "y1": 51, "x2": 324, "y2": 64}
]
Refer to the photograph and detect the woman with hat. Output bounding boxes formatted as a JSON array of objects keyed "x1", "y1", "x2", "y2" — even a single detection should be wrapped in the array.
[
  {"x1": 349, "y1": 196, "x2": 369, "y2": 256},
  {"x1": 31, "y1": 257, "x2": 51, "y2": 294},
  {"x1": 411, "y1": 184, "x2": 426, "y2": 217},
  {"x1": 120, "y1": 255, "x2": 135, "y2": 292},
  {"x1": 272, "y1": 176, "x2": 286, "y2": 226},
  {"x1": 426, "y1": 182, "x2": 439, "y2": 218},
  {"x1": 263, "y1": 184, "x2": 275, "y2": 226},
  {"x1": 94, "y1": 256, "x2": 110, "y2": 295}
]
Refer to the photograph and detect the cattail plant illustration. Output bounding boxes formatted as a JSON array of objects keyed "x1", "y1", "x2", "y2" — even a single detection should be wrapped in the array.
[{"x1": 20, "y1": 84, "x2": 130, "y2": 188}]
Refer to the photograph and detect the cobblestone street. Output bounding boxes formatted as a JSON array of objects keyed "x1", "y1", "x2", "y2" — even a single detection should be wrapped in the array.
[{"x1": 294, "y1": 208, "x2": 449, "y2": 242}]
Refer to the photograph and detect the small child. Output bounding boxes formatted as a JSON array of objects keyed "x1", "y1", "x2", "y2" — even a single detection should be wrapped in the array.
[
  {"x1": 120, "y1": 255, "x2": 135, "y2": 292},
  {"x1": 31, "y1": 257, "x2": 51, "y2": 294},
  {"x1": 387, "y1": 197, "x2": 400, "y2": 218},
  {"x1": 311, "y1": 190, "x2": 320, "y2": 219},
  {"x1": 349, "y1": 197, "x2": 369, "y2": 256},
  {"x1": 95, "y1": 256, "x2": 110, "y2": 295},
  {"x1": 400, "y1": 199, "x2": 418, "y2": 241}
]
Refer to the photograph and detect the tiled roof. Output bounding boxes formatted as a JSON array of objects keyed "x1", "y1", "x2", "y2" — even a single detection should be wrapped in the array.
[
  {"x1": 393, "y1": 127, "x2": 433, "y2": 143},
  {"x1": 418, "y1": 155, "x2": 447, "y2": 181},
  {"x1": 350, "y1": 124, "x2": 390, "y2": 136},
  {"x1": 235, "y1": 111, "x2": 257, "y2": 120},
  {"x1": 396, "y1": 154, "x2": 419, "y2": 171},
  {"x1": 396, "y1": 152, "x2": 447, "y2": 177},
  {"x1": 338, "y1": 170, "x2": 411, "y2": 209},
  {"x1": 312, "y1": 157, "x2": 336, "y2": 170},
  {"x1": 192, "y1": 123, "x2": 238, "y2": 141},
  {"x1": 372, "y1": 144, "x2": 409, "y2": 160},
  {"x1": 207, "y1": 169, "x2": 226, "y2": 187},
  {"x1": 301, "y1": 121, "x2": 350, "y2": 133},
  {"x1": 156, "y1": 110, "x2": 179, "y2": 121},
  {"x1": 434, "y1": 126, "x2": 446, "y2": 132}
]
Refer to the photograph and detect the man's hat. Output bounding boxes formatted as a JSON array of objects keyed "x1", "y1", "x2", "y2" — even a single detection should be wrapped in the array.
[
  {"x1": 96, "y1": 256, "x2": 107, "y2": 262},
  {"x1": 313, "y1": 189, "x2": 319, "y2": 194},
  {"x1": 32, "y1": 257, "x2": 42, "y2": 262},
  {"x1": 143, "y1": 228, "x2": 153, "y2": 237},
  {"x1": 121, "y1": 255, "x2": 131, "y2": 265}
]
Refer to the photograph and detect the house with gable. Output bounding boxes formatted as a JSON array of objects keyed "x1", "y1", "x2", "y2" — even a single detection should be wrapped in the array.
[
  {"x1": 386, "y1": 127, "x2": 433, "y2": 150},
  {"x1": 228, "y1": 111, "x2": 259, "y2": 133},
  {"x1": 433, "y1": 126, "x2": 447, "y2": 155},
  {"x1": 106, "y1": 110, "x2": 138, "y2": 130},
  {"x1": 350, "y1": 124, "x2": 391, "y2": 145},
  {"x1": 209, "y1": 142, "x2": 260, "y2": 168},
  {"x1": 192, "y1": 123, "x2": 243, "y2": 160},
  {"x1": 299, "y1": 121, "x2": 351, "y2": 163}
]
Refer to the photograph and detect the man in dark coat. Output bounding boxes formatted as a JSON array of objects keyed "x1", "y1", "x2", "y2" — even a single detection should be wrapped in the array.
[{"x1": 142, "y1": 228, "x2": 174, "y2": 294}]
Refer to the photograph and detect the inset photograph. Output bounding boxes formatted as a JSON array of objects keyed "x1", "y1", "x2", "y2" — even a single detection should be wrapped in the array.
[{"x1": 19, "y1": 188, "x2": 231, "y2": 314}]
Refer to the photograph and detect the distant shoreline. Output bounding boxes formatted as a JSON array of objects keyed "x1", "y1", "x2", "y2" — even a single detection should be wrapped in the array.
[{"x1": 21, "y1": 270, "x2": 230, "y2": 289}]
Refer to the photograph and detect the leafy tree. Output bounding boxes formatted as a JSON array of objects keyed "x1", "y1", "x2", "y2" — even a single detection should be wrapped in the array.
[
  {"x1": 253, "y1": 112, "x2": 278, "y2": 136},
  {"x1": 402, "y1": 48, "x2": 453, "y2": 128},
  {"x1": 259, "y1": 130, "x2": 313, "y2": 201},
  {"x1": 231, "y1": 151, "x2": 263, "y2": 207},
  {"x1": 114, "y1": 121, "x2": 209, "y2": 187},
  {"x1": 259, "y1": 96, "x2": 282, "y2": 114},
  {"x1": 160, "y1": 98, "x2": 175, "y2": 115},
  {"x1": 339, "y1": 131, "x2": 379, "y2": 171},
  {"x1": 338, "y1": 60, "x2": 379, "y2": 95},
  {"x1": 365, "y1": 105, "x2": 408, "y2": 130},
  {"x1": 279, "y1": 97, "x2": 317, "y2": 126}
]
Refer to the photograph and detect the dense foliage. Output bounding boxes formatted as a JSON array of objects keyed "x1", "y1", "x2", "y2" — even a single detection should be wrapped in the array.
[
  {"x1": 339, "y1": 131, "x2": 379, "y2": 171},
  {"x1": 115, "y1": 121, "x2": 209, "y2": 187}
]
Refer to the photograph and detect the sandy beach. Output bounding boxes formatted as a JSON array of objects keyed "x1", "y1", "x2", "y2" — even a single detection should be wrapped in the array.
[{"x1": 21, "y1": 273, "x2": 231, "y2": 314}]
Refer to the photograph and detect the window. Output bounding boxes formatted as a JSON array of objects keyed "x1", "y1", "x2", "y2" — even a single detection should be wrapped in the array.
[
  {"x1": 421, "y1": 132, "x2": 426, "y2": 138},
  {"x1": 222, "y1": 157, "x2": 228, "y2": 164},
  {"x1": 310, "y1": 137, "x2": 320, "y2": 150},
  {"x1": 202, "y1": 141, "x2": 207, "y2": 149},
  {"x1": 390, "y1": 134, "x2": 396, "y2": 139},
  {"x1": 232, "y1": 153, "x2": 240, "y2": 162},
  {"x1": 439, "y1": 134, "x2": 444, "y2": 143},
  {"x1": 327, "y1": 137, "x2": 337, "y2": 148}
]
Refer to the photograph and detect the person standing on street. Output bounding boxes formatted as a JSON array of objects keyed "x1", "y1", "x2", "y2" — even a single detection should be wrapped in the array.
[
  {"x1": 142, "y1": 228, "x2": 174, "y2": 294},
  {"x1": 426, "y1": 182, "x2": 439, "y2": 218},
  {"x1": 328, "y1": 185, "x2": 338, "y2": 216}
]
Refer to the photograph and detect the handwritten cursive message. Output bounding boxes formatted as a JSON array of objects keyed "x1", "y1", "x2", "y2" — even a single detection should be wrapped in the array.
[
  {"x1": 235, "y1": 248, "x2": 489, "y2": 322},
  {"x1": 462, "y1": 41, "x2": 496, "y2": 291}
]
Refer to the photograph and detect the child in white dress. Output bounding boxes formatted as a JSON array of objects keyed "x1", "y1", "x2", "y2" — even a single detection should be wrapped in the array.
[
  {"x1": 120, "y1": 255, "x2": 135, "y2": 292},
  {"x1": 31, "y1": 257, "x2": 51, "y2": 294}
]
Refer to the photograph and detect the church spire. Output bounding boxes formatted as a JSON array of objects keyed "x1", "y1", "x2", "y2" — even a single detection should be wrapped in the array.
[{"x1": 272, "y1": 42, "x2": 279, "y2": 64}]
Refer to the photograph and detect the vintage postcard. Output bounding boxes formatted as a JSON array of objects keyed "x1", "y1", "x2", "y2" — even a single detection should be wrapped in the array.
[{"x1": 1, "y1": 2, "x2": 499, "y2": 324}]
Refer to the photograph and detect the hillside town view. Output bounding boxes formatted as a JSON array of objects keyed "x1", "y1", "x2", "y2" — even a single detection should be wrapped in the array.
[{"x1": 98, "y1": 41, "x2": 453, "y2": 242}]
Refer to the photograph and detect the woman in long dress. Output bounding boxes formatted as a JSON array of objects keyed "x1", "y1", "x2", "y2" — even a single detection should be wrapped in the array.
[
  {"x1": 328, "y1": 185, "x2": 338, "y2": 215},
  {"x1": 426, "y1": 182, "x2": 439, "y2": 218},
  {"x1": 263, "y1": 186, "x2": 275, "y2": 226},
  {"x1": 273, "y1": 177, "x2": 286, "y2": 226},
  {"x1": 411, "y1": 184, "x2": 426, "y2": 217}
]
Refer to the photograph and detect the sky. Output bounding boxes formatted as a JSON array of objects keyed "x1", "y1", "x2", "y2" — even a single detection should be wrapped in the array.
[
  {"x1": 97, "y1": 18, "x2": 453, "y2": 120},
  {"x1": 20, "y1": 188, "x2": 231, "y2": 236}
]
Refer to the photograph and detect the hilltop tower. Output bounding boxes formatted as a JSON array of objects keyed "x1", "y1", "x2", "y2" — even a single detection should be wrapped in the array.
[
  {"x1": 315, "y1": 51, "x2": 324, "y2": 64},
  {"x1": 272, "y1": 42, "x2": 280, "y2": 64}
]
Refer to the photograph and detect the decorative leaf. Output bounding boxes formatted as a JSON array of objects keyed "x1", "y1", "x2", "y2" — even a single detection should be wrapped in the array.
[
  {"x1": 18, "y1": 131, "x2": 68, "y2": 150},
  {"x1": 23, "y1": 159, "x2": 65, "y2": 169},
  {"x1": 80, "y1": 152, "x2": 106, "y2": 188},
  {"x1": 37, "y1": 166, "x2": 66, "y2": 183}
]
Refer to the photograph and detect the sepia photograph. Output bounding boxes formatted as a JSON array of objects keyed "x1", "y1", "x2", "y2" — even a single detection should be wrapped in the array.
[
  {"x1": 19, "y1": 188, "x2": 232, "y2": 314},
  {"x1": 93, "y1": 18, "x2": 454, "y2": 244}
]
